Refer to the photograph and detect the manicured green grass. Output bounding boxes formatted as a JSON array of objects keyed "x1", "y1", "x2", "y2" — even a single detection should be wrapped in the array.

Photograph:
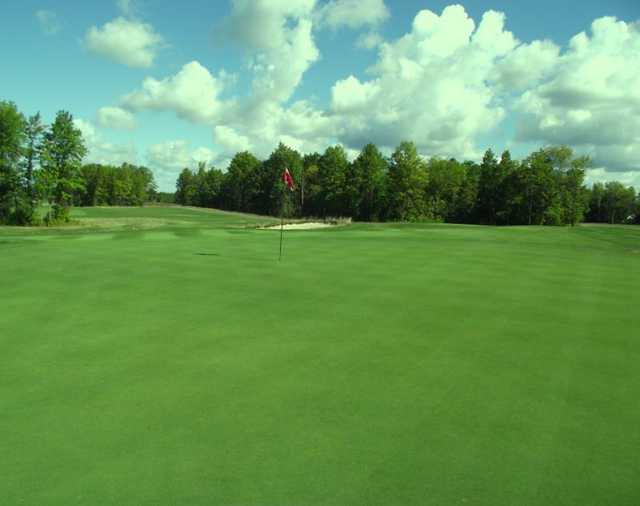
[{"x1": 2, "y1": 206, "x2": 639, "y2": 505}]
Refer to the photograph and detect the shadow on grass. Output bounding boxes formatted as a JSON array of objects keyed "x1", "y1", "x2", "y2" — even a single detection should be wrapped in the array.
[{"x1": 194, "y1": 252, "x2": 221, "y2": 257}]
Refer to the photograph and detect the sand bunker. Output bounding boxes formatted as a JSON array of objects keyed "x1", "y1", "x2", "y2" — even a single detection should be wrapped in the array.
[{"x1": 264, "y1": 222, "x2": 337, "y2": 230}]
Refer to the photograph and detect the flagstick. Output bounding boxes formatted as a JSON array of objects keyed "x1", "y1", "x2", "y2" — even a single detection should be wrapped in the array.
[{"x1": 279, "y1": 185, "x2": 285, "y2": 261}]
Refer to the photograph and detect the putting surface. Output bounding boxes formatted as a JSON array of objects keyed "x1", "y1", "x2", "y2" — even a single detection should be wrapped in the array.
[{"x1": 2, "y1": 206, "x2": 639, "y2": 505}]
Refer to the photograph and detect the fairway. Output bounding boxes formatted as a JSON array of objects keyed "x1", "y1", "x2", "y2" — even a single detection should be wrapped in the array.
[{"x1": 2, "y1": 206, "x2": 639, "y2": 506}]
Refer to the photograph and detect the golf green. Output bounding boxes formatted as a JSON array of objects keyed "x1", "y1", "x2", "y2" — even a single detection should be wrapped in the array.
[{"x1": 2, "y1": 206, "x2": 639, "y2": 505}]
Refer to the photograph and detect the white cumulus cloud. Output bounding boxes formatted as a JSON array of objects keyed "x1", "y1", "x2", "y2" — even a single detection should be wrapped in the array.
[
  {"x1": 146, "y1": 140, "x2": 216, "y2": 189},
  {"x1": 121, "y1": 61, "x2": 229, "y2": 123},
  {"x1": 147, "y1": 140, "x2": 214, "y2": 170},
  {"x1": 214, "y1": 126, "x2": 252, "y2": 154},
  {"x1": 356, "y1": 31, "x2": 383, "y2": 49},
  {"x1": 315, "y1": 0, "x2": 389, "y2": 30},
  {"x1": 325, "y1": 6, "x2": 519, "y2": 159},
  {"x1": 225, "y1": 0, "x2": 319, "y2": 103},
  {"x1": 85, "y1": 17, "x2": 163, "y2": 68},
  {"x1": 113, "y1": 3, "x2": 640, "y2": 187},
  {"x1": 96, "y1": 106, "x2": 136, "y2": 130},
  {"x1": 73, "y1": 118, "x2": 138, "y2": 166},
  {"x1": 515, "y1": 16, "x2": 640, "y2": 172}
]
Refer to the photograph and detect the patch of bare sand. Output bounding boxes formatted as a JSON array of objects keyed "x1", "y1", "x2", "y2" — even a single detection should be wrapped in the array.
[{"x1": 264, "y1": 222, "x2": 337, "y2": 230}]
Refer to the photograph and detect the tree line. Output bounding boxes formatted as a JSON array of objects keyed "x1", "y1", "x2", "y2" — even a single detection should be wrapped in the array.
[
  {"x1": 176, "y1": 142, "x2": 640, "y2": 225},
  {"x1": 0, "y1": 100, "x2": 157, "y2": 225},
  {"x1": 3, "y1": 98, "x2": 637, "y2": 227},
  {"x1": 73, "y1": 163, "x2": 156, "y2": 207}
]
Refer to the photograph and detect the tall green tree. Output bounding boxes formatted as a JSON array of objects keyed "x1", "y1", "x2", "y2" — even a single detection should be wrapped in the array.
[
  {"x1": 425, "y1": 157, "x2": 469, "y2": 222},
  {"x1": 559, "y1": 155, "x2": 589, "y2": 226},
  {"x1": 317, "y1": 145, "x2": 349, "y2": 217},
  {"x1": 0, "y1": 100, "x2": 30, "y2": 224},
  {"x1": 39, "y1": 111, "x2": 87, "y2": 222},
  {"x1": 259, "y1": 143, "x2": 303, "y2": 217},
  {"x1": 586, "y1": 182, "x2": 606, "y2": 222},
  {"x1": 204, "y1": 168, "x2": 224, "y2": 208},
  {"x1": 386, "y1": 141, "x2": 428, "y2": 221},
  {"x1": 23, "y1": 112, "x2": 45, "y2": 211},
  {"x1": 347, "y1": 143, "x2": 388, "y2": 221},
  {"x1": 603, "y1": 182, "x2": 636, "y2": 224},
  {"x1": 515, "y1": 150, "x2": 558, "y2": 225},
  {"x1": 220, "y1": 151, "x2": 261, "y2": 212},
  {"x1": 452, "y1": 161, "x2": 480, "y2": 223},
  {"x1": 476, "y1": 149, "x2": 507, "y2": 225},
  {"x1": 175, "y1": 168, "x2": 195, "y2": 205},
  {"x1": 300, "y1": 152, "x2": 322, "y2": 216}
]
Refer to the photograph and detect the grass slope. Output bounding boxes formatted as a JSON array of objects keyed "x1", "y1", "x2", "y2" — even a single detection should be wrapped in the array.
[{"x1": 2, "y1": 206, "x2": 639, "y2": 505}]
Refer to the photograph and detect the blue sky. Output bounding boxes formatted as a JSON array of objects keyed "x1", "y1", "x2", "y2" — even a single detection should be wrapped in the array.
[{"x1": 2, "y1": 0, "x2": 639, "y2": 190}]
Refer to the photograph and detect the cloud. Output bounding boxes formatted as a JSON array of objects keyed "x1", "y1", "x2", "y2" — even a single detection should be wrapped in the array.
[
  {"x1": 586, "y1": 168, "x2": 640, "y2": 190},
  {"x1": 331, "y1": 75, "x2": 379, "y2": 113},
  {"x1": 121, "y1": 61, "x2": 229, "y2": 123},
  {"x1": 224, "y1": 0, "x2": 319, "y2": 103},
  {"x1": 356, "y1": 31, "x2": 383, "y2": 49},
  {"x1": 492, "y1": 39, "x2": 560, "y2": 91},
  {"x1": 35, "y1": 10, "x2": 61, "y2": 35},
  {"x1": 147, "y1": 140, "x2": 214, "y2": 170},
  {"x1": 96, "y1": 106, "x2": 136, "y2": 130},
  {"x1": 85, "y1": 17, "x2": 163, "y2": 68},
  {"x1": 116, "y1": 3, "x2": 638, "y2": 188},
  {"x1": 73, "y1": 118, "x2": 138, "y2": 166},
  {"x1": 146, "y1": 140, "x2": 216, "y2": 189},
  {"x1": 515, "y1": 16, "x2": 640, "y2": 172},
  {"x1": 315, "y1": 0, "x2": 389, "y2": 30},
  {"x1": 323, "y1": 6, "x2": 520, "y2": 159},
  {"x1": 214, "y1": 126, "x2": 252, "y2": 153}
]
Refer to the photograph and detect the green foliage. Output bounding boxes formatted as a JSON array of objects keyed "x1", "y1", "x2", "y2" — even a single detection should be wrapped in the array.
[
  {"x1": 2, "y1": 98, "x2": 638, "y2": 228},
  {"x1": 0, "y1": 100, "x2": 32, "y2": 224},
  {"x1": 175, "y1": 164, "x2": 225, "y2": 209},
  {"x1": 387, "y1": 141, "x2": 429, "y2": 221},
  {"x1": 74, "y1": 163, "x2": 156, "y2": 206},
  {"x1": 220, "y1": 151, "x2": 261, "y2": 212},
  {"x1": 425, "y1": 157, "x2": 475, "y2": 223},
  {"x1": 39, "y1": 110, "x2": 87, "y2": 223},
  {"x1": 23, "y1": 112, "x2": 45, "y2": 211},
  {"x1": 346, "y1": 143, "x2": 388, "y2": 221},
  {"x1": 300, "y1": 152, "x2": 322, "y2": 217},
  {"x1": 316, "y1": 145, "x2": 349, "y2": 217},
  {"x1": 604, "y1": 182, "x2": 635, "y2": 224},
  {"x1": 259, "y1": 143, "x2": 304, "y2": 217},
  {"x1": 173, "y1": 141, "x2": 637, "y2": 227},
  {"x1": 585, "y1": 181, "x2": 637, "y2": 224}
]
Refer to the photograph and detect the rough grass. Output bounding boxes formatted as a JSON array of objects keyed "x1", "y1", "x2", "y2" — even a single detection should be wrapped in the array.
[{"x1": 2, "y1": 206, "x2": 639, "y2": 506}]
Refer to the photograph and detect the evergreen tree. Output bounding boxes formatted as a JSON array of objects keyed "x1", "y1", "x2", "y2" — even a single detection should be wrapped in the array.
[{"x1": 476, "y1": 149, "x2": 505, "y2": 224}]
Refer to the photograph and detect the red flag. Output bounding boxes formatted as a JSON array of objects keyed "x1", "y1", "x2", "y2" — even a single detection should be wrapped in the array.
[{"x1": 282, "y1": 168, "x2": 295, "y2": 191}]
